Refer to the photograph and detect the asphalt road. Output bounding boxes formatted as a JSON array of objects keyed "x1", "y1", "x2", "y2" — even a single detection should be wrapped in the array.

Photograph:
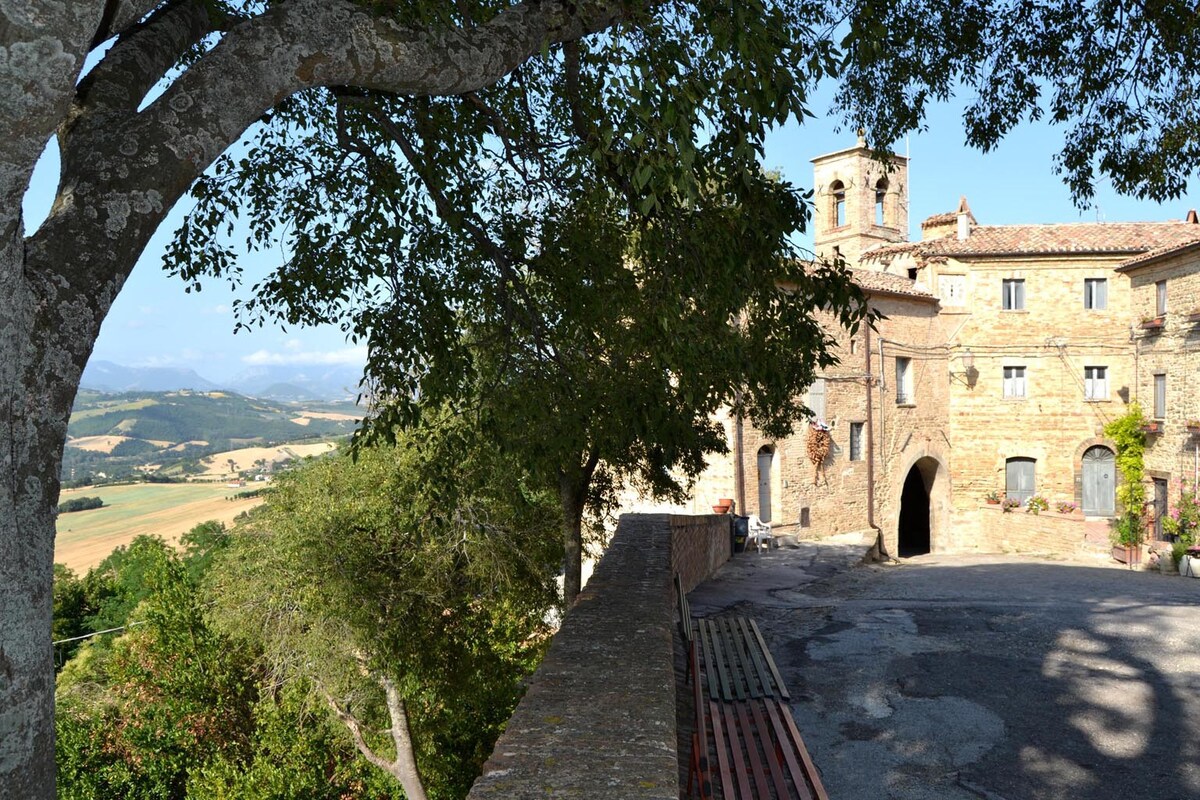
[{"x1": 689, "y1": 547, "x2": 1200, "y2": 800}]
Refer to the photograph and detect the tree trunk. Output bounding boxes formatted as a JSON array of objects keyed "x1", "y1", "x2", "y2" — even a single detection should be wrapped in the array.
[
  {"x1": 558, "y1": 452, "x2": 598, "y2": 607},
  {"x1": 0, "y1": 276, "x2": 95, "y2": 799}
]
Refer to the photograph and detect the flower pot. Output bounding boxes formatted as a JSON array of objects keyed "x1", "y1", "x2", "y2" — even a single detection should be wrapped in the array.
[
  {"x1": 1182, "y1": 555, "x2": 1200, "y2": 578},
  {"x1": 1141, "y1": 317, "x2": 1165, "y2": 331},
  {"x1": 712, "y1": 503, "x2": 732, "y2": 515},
  {"x1": 986, "y1": 499, "x2": 1000, "y2": 505},
  {"x1": 1113, "y1": 544, "x2": 1143, "y2": 566}
]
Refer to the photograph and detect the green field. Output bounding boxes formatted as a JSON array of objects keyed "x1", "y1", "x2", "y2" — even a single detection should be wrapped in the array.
[{"x1": 56, "y1": 482, "x2": 263, "y2": 573}]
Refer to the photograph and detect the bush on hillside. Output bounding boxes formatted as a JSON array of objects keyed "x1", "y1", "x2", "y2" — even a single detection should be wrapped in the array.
[{"x1": 58, "y1": 496, "x2": 104, "y2": 514}]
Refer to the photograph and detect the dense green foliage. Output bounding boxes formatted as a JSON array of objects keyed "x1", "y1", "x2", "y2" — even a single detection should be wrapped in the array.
[
  {"x1": 208, "y1": 418, "x2": 561, "y2": 798},
  {"x1": 837, "y1": 0, "x2": 1200, "y2": 203},
  {"x1": 57, "y1": 496, "x2": 104, "y2": 514},
  {"x1": 54, "y1": 420, "x2": 560, "y2": 799},
  {"x1": 1104, "y1": 403, "x2": 1148, "y2": 545}
]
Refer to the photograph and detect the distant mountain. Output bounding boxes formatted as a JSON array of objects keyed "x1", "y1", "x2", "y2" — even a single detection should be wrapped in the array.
[
  {"x1": 80, "y1": 360, "x2": 364, "y2": 402},
  {"x1": 225, "y1": 365, "x2": 363, "y2": 402},
  {"x1": 81, "y1": 360, "x2": 220, "y2": 393}
]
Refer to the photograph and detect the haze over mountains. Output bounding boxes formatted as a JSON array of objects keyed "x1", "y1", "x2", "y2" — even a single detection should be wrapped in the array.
[{"x1": 82, "y1": 360, "x2": 364, "y2": 402}]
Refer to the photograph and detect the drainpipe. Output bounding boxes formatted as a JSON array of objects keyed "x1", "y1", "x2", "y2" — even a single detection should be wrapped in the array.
[
  {"x1": 734, "y1": 408, "x2": 746, "y2": 514},
  {"x1": 865, "y1": 325, "x2": 886, "y2": 558}
]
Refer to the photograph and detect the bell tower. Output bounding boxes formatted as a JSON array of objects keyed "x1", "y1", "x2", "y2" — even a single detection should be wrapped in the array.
[{"x1": 811, "y1": 136, "x2": 909, "y2": 267}]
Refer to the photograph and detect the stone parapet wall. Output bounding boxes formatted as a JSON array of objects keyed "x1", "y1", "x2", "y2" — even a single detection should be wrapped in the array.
[
  {"x1": 974, "y1": 504, "x2": 1094, "y2": 554},
  {"x1": 467, "y1": 513, "x2": 731, "y2": 800},
  {"x1": 670, "y1": 514, "x2": 731, "y2": 593}
]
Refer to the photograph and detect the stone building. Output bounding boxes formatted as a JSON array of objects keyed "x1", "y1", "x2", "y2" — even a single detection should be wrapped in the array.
[
  {"x1": 1116, "y1": 239, "x2": 1200, "y2": 538},
  {"x1": 682, "y1": 140, "x2": 1200, "y2": 557}
]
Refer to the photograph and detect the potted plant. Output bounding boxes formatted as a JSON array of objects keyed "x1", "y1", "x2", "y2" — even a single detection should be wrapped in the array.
[
  {"x1": 1025, "y1": 495, "x2": 1049, "y2": 515},
  {"x1": 1001, "y1": 497, "x2": 1021, "y2": 512},
  {"x1": 1055, "y1": 500, "x2": 1078, "y2": 514},
  {"x1": 985, "y1": 490, "x2": 1002, "y2": 505},
  {"x1": 1111, "y1": 512, "x2": 1144, "y2": 567},
  {"x1": 1187, "y1": 420, "x2": 1200, "y2": 433},
  {"x1": 1141, "y1": 420, "x2": 1163, "y2": 434},
  {"x1": 1140, "y1": 315, "x2": 1165, "y2": 330}
]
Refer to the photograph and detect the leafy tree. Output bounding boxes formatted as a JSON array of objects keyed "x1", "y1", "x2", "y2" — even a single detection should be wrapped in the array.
[
  {"x1": 8, "y1": 0, "x2": 1200, "y2": 792},
  {"x1": 57, "y1": 496, "x2": 104, "y2": 513},
  {"x1": 207, "y1": 422, "x2": 560, "y2": 800},
  {"x1": 56, "y1": 557, "x2": 259, "y2": 800}
]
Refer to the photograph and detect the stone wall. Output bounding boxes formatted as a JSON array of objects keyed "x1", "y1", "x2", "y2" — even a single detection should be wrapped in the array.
[
  {"x1": 466, "y1": 513, "x2": 730, "y2": 800},
  {"x1": 973, "y1": 504, "x2": 1095, "y2": 554}
]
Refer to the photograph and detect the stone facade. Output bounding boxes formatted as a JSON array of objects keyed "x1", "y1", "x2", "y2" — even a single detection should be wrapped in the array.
[
  {"x1": 682, "y1": 142, "x2": 1200, "y2": 557},
  {"x1": 1119, "y1": 242, "x2": 1200, "y2": 533}
]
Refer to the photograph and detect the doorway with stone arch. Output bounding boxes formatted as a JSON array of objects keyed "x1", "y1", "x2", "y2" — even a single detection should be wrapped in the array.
[
  {"x1": 756, "y1": 445, "x2": 775, "y2": 523},
  {"x1": 897, "y1": 455, "x2": 948, "y2": 557}
]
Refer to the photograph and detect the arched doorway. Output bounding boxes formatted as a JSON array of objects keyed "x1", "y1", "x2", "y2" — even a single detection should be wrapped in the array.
[
  {"x1": 898, "y1": 463, "x2": 931, "y2": 556},
  {"x1": 757, "y1": 445, "x2": 774, "y2": 523},
  {"x1": 1081, "y1": 445, "x2": 1115, "y2": 517}
]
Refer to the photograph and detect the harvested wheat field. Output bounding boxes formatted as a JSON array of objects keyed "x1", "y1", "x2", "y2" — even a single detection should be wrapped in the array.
[
  {"x1": 55, "y1": 482, "x2": 263, "y2": 573},
  {"x1": 197, "y1": 441, "x2": 338, "y2": 476}
]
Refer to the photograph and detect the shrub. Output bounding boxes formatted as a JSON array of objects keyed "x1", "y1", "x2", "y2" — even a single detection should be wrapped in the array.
[
  {"x1": 1055, "y1": 501, "x2": 1078, "y2": 514},
  {"x1": 1001, "y1": 498, "x2": 1020, "y2": 512},
  {"x1": 1025, "y1": 495, "x2": 1049, "y2": 515},
  {"x1": 58, "y1": 496, "x2": 104, "y2": 514}
]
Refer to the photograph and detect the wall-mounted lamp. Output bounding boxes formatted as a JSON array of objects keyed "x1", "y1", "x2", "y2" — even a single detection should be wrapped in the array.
[{"x1": 950, "y1": 347, "x2": 978, "y2": 387}]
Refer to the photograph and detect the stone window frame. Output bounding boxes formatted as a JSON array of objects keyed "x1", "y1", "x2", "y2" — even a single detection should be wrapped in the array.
[
  {"x1": 1083, "y1": 365, "x2": 1108, "y2": 400},
  {"x1": 1002, "y1": 365, "x2": 1027, "y2": 399},
  {"x1": 895, "y1": 357, "x2": 914, "y2": 404},
  {"x1": 1083, "y1": 277, "x2": 1108, "y2": 310},
  {"x1": 1002, "y1": 278, "x2": 1026, "y2": 311},
  {"x1": 830, "y1": 180, "x2": 847, "y2": 229},
  {"x1": 849, "y1": 421, "x2": 865, "y2": 461}
]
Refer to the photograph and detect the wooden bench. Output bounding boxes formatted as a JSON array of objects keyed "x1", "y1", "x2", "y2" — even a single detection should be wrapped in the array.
[{"x1": 676, "y1": 575, "x2": 829, "y2": 800}]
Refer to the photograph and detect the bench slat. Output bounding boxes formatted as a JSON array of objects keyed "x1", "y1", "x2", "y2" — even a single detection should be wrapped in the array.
[
  {"x1": 774, "y1": 698, "x2": 830, "y2": 800},
  {"x1": 749, "y1": 618, "x2": 790, "y2": 701},
  {"x1": 737, "y1": 616, "x2": 774, "y2": 698},
  {"x1": 734, "y1": 700, "x2": 772, "y2": 799},
  {"x1": 719, "y1": 618, "x2": 751, "y2": 702},
  {"x1": 749, "y1": 698, "x2": 790, "y2": 798},
  {"x1": 763, "y1": 697, "x2": 815, "y2": 800},
  {"x1": 703, "y1": 620, "x2": 735, "y2": 702}
]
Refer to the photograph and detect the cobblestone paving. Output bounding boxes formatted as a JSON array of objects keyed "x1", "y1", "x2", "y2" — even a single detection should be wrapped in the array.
[{"x1": 686, "y1": 541, "x2": 1200, "y2": 800}]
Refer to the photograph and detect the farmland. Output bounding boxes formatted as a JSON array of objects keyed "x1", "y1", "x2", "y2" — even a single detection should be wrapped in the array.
[{"x1": 55, "y1": 483, "x2": 263, "y2": 573}]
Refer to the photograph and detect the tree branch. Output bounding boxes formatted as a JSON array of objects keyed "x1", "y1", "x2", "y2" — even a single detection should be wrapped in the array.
[{"x1": 93, "y1": 0, "x2": 171, "y2": 45}]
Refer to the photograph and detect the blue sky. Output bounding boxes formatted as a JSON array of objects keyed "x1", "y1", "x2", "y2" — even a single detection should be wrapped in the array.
[{"x1": 23, "y1": 87, "x2": 1198, "y2": 384}]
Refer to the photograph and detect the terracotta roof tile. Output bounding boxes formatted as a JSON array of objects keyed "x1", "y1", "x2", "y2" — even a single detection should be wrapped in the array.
[
  {"x1": 912, "y1": 221, "x2": 1200, "y2": 258},
  {"x1": 1117, "y1": 238, "x2": 1200, "y2": 271},
  {"x1": 850, "y1": 268, "x2": 935, "y2": 300}
]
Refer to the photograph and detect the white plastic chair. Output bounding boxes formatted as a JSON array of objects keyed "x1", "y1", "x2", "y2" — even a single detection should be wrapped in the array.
[{"x1": 748, "y1": 516, "x2": 774, "y2": 552}]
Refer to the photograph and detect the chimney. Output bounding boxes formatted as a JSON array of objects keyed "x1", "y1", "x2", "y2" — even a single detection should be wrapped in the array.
[
  {"x1": 1187, "y1": 209, "x2": 1198, "y2": 224},
  {"x1": 956, "y1": 196, "x2": 972, "y2": 241}
]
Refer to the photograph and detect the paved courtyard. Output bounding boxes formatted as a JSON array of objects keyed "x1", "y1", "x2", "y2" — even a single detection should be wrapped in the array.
[{"x1": 688, "y1": 541, "x2": 1200, "y2": 800}]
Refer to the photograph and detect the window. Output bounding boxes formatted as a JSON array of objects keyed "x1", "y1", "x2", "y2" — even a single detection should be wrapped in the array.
[
  {"x1": 1156, "y1": 280, "x2": 1168, "y2": 316},
  {"x1": 1002, "y1": 279, "x2": 1025, "y2": 310},
  {"x1": 1084, "y1": 366, "x2": 1108, "y2": 400},
  {"x1": 806, "y1": 378, "x2": 826, "y2": 422},
  {"x1": 1003, "y1": 366, "x2": 1027, "y2": 398},
  {"x1": 938, "y1": 275, "x2": 966, "y2": 306},
  {"x1": 849, "y1": 422, "x2": 864, "y2": 461},
  {"x1": 1006, "y1": 457, "x2": 1036, "y2": 504},
  {"x1": 1154, "y1": 373, "x2": 1166, "y2": 419},
  {"x1": 875, "y1": 178, "x2": 888, "y2": 226},
  {"x1": 831, "y1": 181, "x2": 845, "y2": 228},
  {"x1": 1084, "y1": 278, "x2": 1108, "y2": 310},
  {"x1": 895, "y1": 357, "x2": 913, "y2": 404}
]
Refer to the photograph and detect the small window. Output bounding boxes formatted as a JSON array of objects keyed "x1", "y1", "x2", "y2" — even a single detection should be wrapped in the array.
[
  {"x1": 1084, "y1": 278, "x2": 1108, "y2": 310},
  {"x1": 831, "y1": 181, "x2": 846, "y2": 228},
  {"x1": 1002, "y1": 279, "x2": 1025, "y2": 310},
  {"x1": 850, "y1": 338, "x2": 858, "y2": 356},
  {"x1": 1003, "y1": 366, "x2": 1027, "y2": 398},
  {"x1": 1006, "y1": 457, "x2": 1036, "y2": 504},
  {"x1": 1084, "y1": 366, "x2": 1108, "y2": 400},
  {"x1": 1156, "y1": 280, "x2": 1168, "y2": 316},
  {"x1": 875, "y1": 178, "x2": 888, "y2": 226},
  {"x1": 849, "y1": 422, "x2": 864, "y2": 461},
  {"x1": 895, "y1": 357, "x2": 913, "y2": 404},
  {"x1": 1154, "y1": 373, "x2": 1166, "y2": 419},
  {"x1": 806, "y1": 378, "x2": 826, "y2": 422}
]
